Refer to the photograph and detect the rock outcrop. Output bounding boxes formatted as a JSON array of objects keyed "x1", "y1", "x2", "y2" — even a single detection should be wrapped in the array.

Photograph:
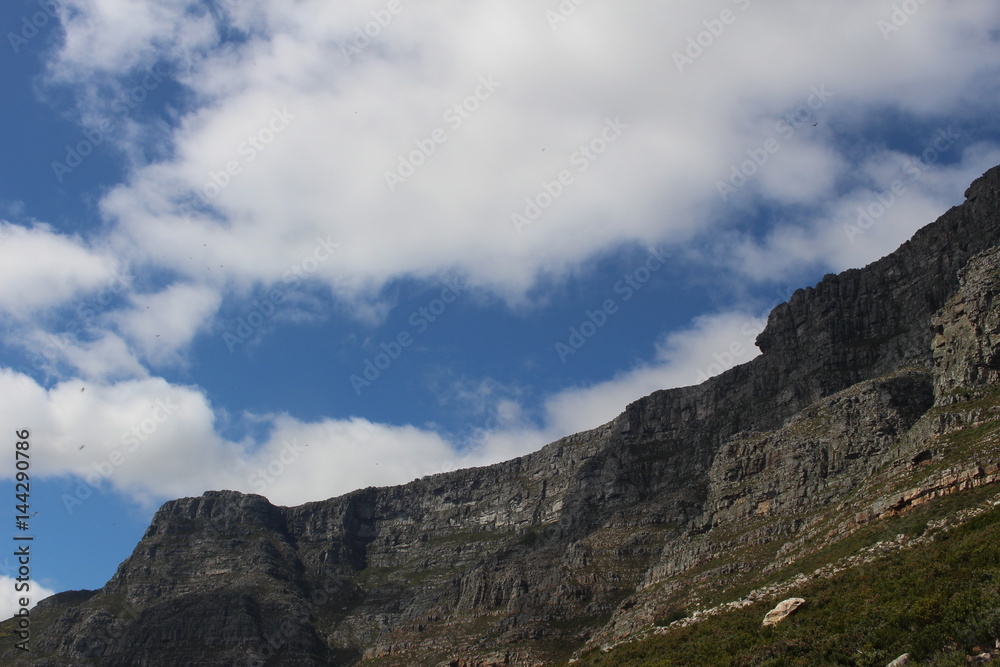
[
  {"x1": 933, "y1": 245, "x2": 1000, "y2": 400},
  {"x1": 761, "y1": 597, "x2": 805, "y2": 626},
  {"x1": 3, "y1": 165, "x2": 1000, "y2": 666}
]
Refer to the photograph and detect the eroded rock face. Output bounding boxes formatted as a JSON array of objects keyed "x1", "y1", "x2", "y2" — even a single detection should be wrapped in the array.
[
  {"x1": 933, "y1": 246, "x2": 1000, "y2": 402},
  {"x1": 4, "y1": 166, "x2": 1000, "y2": 666}
]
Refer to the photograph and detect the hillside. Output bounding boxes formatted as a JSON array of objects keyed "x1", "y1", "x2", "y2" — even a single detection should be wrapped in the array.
[{"x1": 3, "y1": 165, "x2": 1000, "y2": 666}]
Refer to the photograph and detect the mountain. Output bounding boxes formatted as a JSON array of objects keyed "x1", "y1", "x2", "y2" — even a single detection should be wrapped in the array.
[{"x1": 4, "y1": 165, "x2": 1000, "y2": 666}]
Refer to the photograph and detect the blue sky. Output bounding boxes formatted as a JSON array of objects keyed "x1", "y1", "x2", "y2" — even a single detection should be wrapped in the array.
[{"x1": 2, "y1": 0, "x2": 1000, "y2": 616}]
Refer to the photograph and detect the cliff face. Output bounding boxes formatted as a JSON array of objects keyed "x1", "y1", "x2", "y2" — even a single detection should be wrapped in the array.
[
  {"x1": 933, "y1": 245, "x2": 1000, "y2": 398},
  {"x1": 6, "y1": 166, "x2": 1000, "y2": 666}
]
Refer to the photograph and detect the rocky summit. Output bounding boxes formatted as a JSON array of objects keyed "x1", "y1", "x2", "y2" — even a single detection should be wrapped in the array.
[{"x1": 4, "y1": 166, "x2": 1000, "y2": 666}]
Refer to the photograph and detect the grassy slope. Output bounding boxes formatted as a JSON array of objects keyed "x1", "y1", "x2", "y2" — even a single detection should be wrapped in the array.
[{"x1": 571, "y1": 483, "x2": 1000, "y2": 667}]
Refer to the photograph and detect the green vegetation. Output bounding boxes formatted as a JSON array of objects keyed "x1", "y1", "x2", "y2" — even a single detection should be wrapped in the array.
[
  {"x1": 766, "y1": 483, "x2": 1000, "y2": 596},
  {"x1": 571, "y1": 497, "x2": 1000, "y2": 666}
]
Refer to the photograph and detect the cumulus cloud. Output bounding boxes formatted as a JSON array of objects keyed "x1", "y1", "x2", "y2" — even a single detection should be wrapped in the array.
[
  {"x1": 32, "y1": 0, "x2": 996, "y2": 309},
  {"x1": 0, "y1": 222, "x2": 121, "y2": 320},
  {"x1": 27, "y1": 330, "x2": 147, "y2": 383},
  {"x1": 0, "y1": 578, "x2": 57, "y2": 623},
  {"x1": 112, "y1": 283, "x2": 222, "y2": 366},
  {"x1": 725, "y1": 142, "x2": 1000, "y2": 283},
  {"x1": 0, "y1": 367, "x2": 497, "y2": 507}
]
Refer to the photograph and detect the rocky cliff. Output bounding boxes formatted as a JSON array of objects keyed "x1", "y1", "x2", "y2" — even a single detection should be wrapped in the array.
[{"x1": 4, "y1": 166, "x2": 1000, "y2": 666}]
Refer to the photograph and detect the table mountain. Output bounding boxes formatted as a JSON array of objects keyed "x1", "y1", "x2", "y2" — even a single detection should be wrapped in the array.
[{"x1": 4, "y1": 165, "x2": 1000, "y2": 665}]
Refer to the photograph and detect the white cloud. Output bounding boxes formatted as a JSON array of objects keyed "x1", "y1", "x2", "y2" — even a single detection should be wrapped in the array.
[
  {"x1": 113, "y1": 283, "x2": 222, "y2": 366},
  {"x1": 0, "y1": 222, "x2": 121, "y2": 320},
  {"x1": 49, "y1": 0, "x2": 218, "y2": 81},
  {"x1": 0, "y1": 366, "x2": 498, "y2": 508},
  {"x1": 755, "y1": 140, "x2": 845, "y2": 206},
  {"x1": 0, "y1": 578, "x2": 57, "y2": 623},
  {"x1": 726, "y1": 142, "x2": 1000, "y2": 283},
  {"x1": 244, "y1": 416, "x2": 459, "y2": 506},
  {"x1": 21, "y1": 329, "x2": 148, "y2": 383},
  {"x1": 0, "y1": 371, "x2": 259, "y2": 513},
  {"x1": 0, "y1": 367, "x2": 483, "y2": 507},
  {"x1": 32, "y1": 0, "x2": 994, "y2": 312}
]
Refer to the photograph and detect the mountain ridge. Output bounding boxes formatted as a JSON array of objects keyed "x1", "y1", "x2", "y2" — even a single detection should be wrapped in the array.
[{"x1": 4, "y1": 165, "x2": 1000, "y2": 665}]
